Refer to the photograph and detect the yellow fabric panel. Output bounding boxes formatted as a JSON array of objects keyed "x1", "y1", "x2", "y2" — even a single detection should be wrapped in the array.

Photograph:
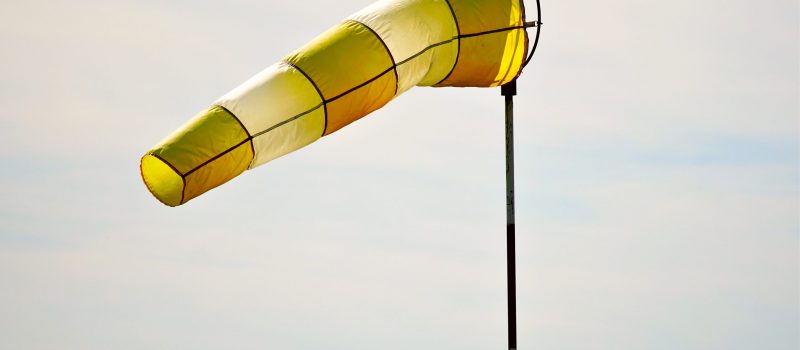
[
  {"x1": 140, "y1": 154, "x2": 183, "y2": 207},
  {"x1": 183, "y1": 141, "x2": 254, "y2": 203},
  {"x1": 447, "y1": 0, "x2": 524, "y2": 34},
  {"x1": 147, "y1": 106, "x2": 251, "y2": 174},
  {"x1": 284, "y1": 20, "x2": 397, "y2": 136},
  {"x1": 324, "y1": 70, "x2": 396, "y2": 134},
  {"x1": 284, "y1": 20, "x2": 396, "y2": 101},
  {"x1": 216, "y1": 63, "x2": 325, "y2": 167},
  {"x1": 349, "y1": 0, "x2": 458, "y2": 93},
  {"x1": 435, "y1": 0, "x2": 528, "y2": 87},
  {"x1": 142, "y1": 105, "x2": 254, "y2": 206},
  {"x1": 437, "y1": 28, "x2": 527, "y2": 87}
]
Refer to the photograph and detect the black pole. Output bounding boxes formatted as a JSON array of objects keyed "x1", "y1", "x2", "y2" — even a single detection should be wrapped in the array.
[{"x1": 501, "y1": 80, "x2": 517, "y2": 350}]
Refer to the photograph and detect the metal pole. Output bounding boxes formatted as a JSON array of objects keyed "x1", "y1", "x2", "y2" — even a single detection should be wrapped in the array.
[{"x1": 501, "y1": 80, "x2": 517, "y2": 350}]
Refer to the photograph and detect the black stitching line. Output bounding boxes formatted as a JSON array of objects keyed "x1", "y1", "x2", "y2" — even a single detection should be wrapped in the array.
[
  {"x1": 283, "y1": 61, "x2": 329, "y2": 136},
  {"x1": 251, "y1": 102, "x2": 325, "y2": 138},
  {"x1": 394, "y1": 26, "x2": 529, "y2": 68},
  {"x1": 216, "y1": 104, "x2": 255, "y2": 162},
  {"x1": 148, "y1": 152, "x2": 183, "y2": 178},
  {"x1": 459, "y1": 25, "x2": 526, "y2": 39},
  {"x1": 154, "y1": 24, "x2": 526, "y2": 186},
  {"x1": 325, "y1": 67, "x2": 395, "y2": 104},
  {"x1": 345, "y1": 19, "x2": 399, "y2": 97},
  {"x1": 397, "y1": 38, "x2": 456, "y2": 65},
  {"x1": 183, "y1": 137, "x2": 251, "y2": 177},
  {"x1": 436, "y1": 0, "x2": 461, "y2": 86}
]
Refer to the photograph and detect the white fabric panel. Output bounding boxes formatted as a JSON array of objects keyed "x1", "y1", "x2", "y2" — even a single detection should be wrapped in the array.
[
  {"x1": 216, "y1": 62, "x2": 325, "y2": 168},
  {"x1": 349, "y1": 0, "x2": 458, "y2": 93}
]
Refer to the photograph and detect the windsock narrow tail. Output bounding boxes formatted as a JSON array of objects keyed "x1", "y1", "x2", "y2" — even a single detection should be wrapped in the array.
[{"x1": 141, "y1": 0, "x2": 529, "y2": 206}]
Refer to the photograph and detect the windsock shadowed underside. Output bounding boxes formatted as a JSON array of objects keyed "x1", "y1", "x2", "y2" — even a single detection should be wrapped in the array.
[{"x1": 141, "y1": 0, "x2": 530, "y2": 206}]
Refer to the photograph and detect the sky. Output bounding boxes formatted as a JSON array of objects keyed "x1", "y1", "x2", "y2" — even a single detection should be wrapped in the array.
[{"x1": 0, "y1": 0, "x2": 797, "y2": 349}]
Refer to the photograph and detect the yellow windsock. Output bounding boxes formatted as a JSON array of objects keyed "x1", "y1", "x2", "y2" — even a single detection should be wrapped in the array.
[{"x1": 141, "y1": 0, "x2": 530, "y2": 206}]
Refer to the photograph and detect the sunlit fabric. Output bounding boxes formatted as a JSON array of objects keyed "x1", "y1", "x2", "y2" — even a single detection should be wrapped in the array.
[{"x1": 141, "y1": 0, "x2": 529, "y2": 206}]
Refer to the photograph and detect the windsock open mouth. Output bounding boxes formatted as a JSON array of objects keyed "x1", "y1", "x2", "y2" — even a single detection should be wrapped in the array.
[{"x1": 140, "y1": 154, "x2": 184, "y2": 207}]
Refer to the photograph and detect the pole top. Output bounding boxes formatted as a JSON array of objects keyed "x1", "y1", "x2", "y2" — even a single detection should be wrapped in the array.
[{"x1": 501, "y1": 80, "x2": 517, "y2": 97}]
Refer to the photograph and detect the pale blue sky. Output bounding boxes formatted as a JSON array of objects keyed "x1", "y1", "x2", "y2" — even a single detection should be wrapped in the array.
[{"x1": 0, "y1": 0, "x2": 797, "y2": 349}]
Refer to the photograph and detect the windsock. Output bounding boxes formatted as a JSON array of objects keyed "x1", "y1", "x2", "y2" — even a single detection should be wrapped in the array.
[{"x1": 141, "y1": 0, "x2": 530, "y2": 206}]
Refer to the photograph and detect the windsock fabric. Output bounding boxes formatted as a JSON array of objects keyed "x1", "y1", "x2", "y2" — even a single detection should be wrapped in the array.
[{"x1": 141, "y1": 0, "x2": 529, "y2": 206}]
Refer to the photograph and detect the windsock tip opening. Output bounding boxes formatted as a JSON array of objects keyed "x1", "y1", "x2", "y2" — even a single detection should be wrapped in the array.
[{"x1": 140, "y1": 154, "x2": 184, "y2": 207}]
